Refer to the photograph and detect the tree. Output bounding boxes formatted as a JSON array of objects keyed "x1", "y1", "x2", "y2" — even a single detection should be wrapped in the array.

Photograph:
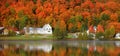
[
  {"x1": 68, "y1": 23, "x2": 77, "y2": 33},
  {"x1": 82, "y1": 12, "x2": 90, "y2": 19},
  {"x1": 95, "y1": 2, "x2": 105, "y2": 13},
  {"x1": 68, "y1": 16, "x2": 76, "y2": 24},
  {"x1": 110, "y1": 13, "x2": 118, "y2": 22},
  {"x1": 8, "y1": 17, "x2": 16, "y2": 27},
  {"x1": 100, "y1": 13, "x2": 110, "y2": 29},
  {"x1": 52, "y1": 19, "x2": 57, "y2": 29},
  {"x1": 18, "y1": 10, "x2": 24, "y2": 18},
  {"x1": 118, "y1": 15, "x2": 120, "y2": 22},
  {"x1": 92, "y1": 16, "x2": 101, "y2": 26},
  {"x1": 32, "y1": 6, "x2": 37, "y2": 14},
  {"x1": 53, "y1": 20, "x2": 68, "y2": 39},
  {"x1": 107, "y1": 22, "x2": 120, "y2": 33},
  {"x1": 45, "y1": 15, "x2": 53, "y2": 24},
  {"x1": 100, "y1": 13, "x2": 110, "y2": 21},
  {"x1": 5, "y1": 2, "x2": 10, "y2": 8},
  {"x1": 77, "y1": 22, "x2": 81, "y2": 31},
  {"x1": 53, "y1": 5, "x2": 59, "y2": 15},
  {"x1": 104, "y1": 26, "x2": 115, "y2": 40},
  {"x1": 0, "y1": 0, "x2": 120, "y2": 37},
  {"x1": 67, "y1": 16, "x2": 78, "y2": 32},
  {"x1": 105, "y1": 1, "x2": 119, "y2": 12},
  {"x1": 17, "y1": 15, "x2": 29, "y2": 30},
  {"x1": 81, "y1": 0, "x2": 94, "y2": 11},
  {"x1": 75, "y1": 15, "x2": 84, "y2": 22},
  {"x1": 69, "y1": 0, "x2": 75, "y2": 8},
  {"x1": 80, "y1": 22, "x2": 88, "y2": 32},
  {"x1": 32, "y1": 0, "x2": 37, "y2": 4}
]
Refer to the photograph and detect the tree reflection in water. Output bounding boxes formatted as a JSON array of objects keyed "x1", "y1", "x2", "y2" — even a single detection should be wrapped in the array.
[{"x1": 0, "y1": 41, "x2": 120, "y2": 56}]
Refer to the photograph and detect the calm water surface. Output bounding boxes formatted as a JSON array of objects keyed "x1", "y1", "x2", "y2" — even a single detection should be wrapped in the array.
[{"x1": 0, "y1": 40, "x2": 120, "y2": 56}]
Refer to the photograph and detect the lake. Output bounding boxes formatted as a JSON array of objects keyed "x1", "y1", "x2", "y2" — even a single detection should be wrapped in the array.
[{"x1": 0, "y1": 40, "x2": 120, "y2": 56}]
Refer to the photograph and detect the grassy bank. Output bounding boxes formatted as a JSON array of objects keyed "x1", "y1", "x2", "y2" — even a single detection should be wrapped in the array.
[
  {"x1": 0, "y1": 34, "x2": 54, "y2": 41},
  {"x1": 0, "y1": 34, "x2": 120, "y2": 41}
]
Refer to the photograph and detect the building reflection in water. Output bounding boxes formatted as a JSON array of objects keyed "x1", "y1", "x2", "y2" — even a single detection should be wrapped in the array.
[
  {"x1": 24, "y1": 43, "x2": 52, "y2": 53},
  {"x1": 0, "y1": 41, "x2": 120, "y2": 56},
  {"x1": 115, "y1": 41, "x2": 120, "y2": 47}
]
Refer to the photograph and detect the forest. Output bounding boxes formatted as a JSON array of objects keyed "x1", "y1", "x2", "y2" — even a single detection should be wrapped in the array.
[{"x1": 0, "y1": 0, "x2": 120, "y2": 35}]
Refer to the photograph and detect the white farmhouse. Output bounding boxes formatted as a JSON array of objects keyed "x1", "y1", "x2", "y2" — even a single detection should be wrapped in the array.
[{"x1": 24, "y1": 24, "x2": 52, "y2": 34}]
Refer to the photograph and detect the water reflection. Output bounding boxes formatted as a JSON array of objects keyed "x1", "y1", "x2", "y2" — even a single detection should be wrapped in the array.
[
  {"x1": 24, "y1": 43, "x2": 52, "y2": 53},
  {"x1": 0, "y1": 41, "x2": 120, "y2": 56}
]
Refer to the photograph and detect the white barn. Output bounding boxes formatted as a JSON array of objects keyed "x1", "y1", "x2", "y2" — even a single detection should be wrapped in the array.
[{"x1": 24, "y1": 24, "x2": 52, "y2": 34}]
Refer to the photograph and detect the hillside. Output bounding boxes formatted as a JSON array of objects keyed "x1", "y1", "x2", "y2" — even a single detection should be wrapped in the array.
[{"x1": 0, "y1": 0, "x2": 120, "y2": 33}]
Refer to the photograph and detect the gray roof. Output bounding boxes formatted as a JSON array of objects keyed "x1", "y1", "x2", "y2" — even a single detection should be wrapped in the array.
[{"x1": 0, "y1": 27, "x2": 4, "y2": 30}]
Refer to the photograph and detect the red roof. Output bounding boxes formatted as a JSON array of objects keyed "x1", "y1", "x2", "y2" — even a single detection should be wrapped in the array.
[
  {"x1": 89, "y1": 25, "x2": 95, "y2": 33},
  {"x1": 97, "y1": 25, "x2": 104, "y2": 33}
]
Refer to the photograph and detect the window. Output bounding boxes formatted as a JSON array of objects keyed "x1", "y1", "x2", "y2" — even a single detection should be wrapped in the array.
[{"x1": 48, "y1": 31, "x2": 50, "y2": 32}]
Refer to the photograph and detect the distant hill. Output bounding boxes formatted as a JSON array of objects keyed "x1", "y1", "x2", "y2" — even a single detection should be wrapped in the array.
[{"x1": 0, "y1": 0, "x2": 120, "y2": 33}]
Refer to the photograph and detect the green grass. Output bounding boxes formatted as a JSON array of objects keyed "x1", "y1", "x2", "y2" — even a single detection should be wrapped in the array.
[
  {"x1": 0, "y1": 34, "x2": 120, "y2": 41},
  {"x1": 0, "y1": 34, "x2": 53, "y2": 40}
]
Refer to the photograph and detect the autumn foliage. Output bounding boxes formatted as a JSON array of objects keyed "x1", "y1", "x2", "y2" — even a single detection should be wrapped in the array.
[{"x1": 0, "y1": 0, "x2": 120, "y2": 33}]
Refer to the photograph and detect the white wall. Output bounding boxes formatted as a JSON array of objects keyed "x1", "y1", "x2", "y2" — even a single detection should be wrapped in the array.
[{"x1": 24, "y1": 24, "x2": 52, "y2": 34}]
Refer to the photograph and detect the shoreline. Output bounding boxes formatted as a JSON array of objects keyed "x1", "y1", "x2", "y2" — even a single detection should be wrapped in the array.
[
  {"x1": 0, "y1": 38, "x2": 120, "y2": 41},
  {"x1": 0, "y1": 35, "x2": 120, "y2": 41}
]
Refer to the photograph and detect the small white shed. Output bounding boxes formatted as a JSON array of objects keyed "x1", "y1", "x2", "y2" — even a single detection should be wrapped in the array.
[{"x1": 115, "y1": 33, "x2": 120, "y2": 39}]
